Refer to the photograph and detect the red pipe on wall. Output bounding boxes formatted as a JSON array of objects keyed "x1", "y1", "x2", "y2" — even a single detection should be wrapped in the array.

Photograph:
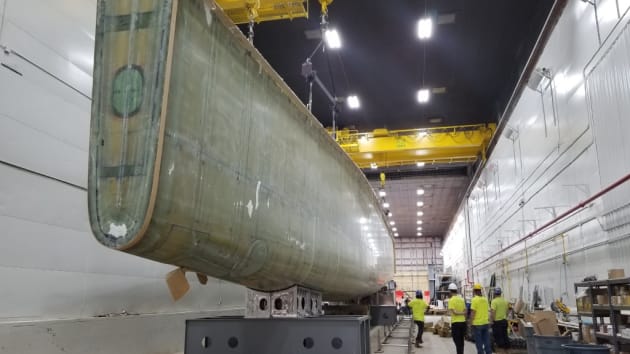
[{"x1": 473, "y1": 172, "x2": 630, "y2": 271}]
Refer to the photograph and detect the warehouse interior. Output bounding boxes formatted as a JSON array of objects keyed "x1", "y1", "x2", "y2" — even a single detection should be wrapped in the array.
[{"x1": 1, "y1": 0, "x2": 630, "y2": 353}]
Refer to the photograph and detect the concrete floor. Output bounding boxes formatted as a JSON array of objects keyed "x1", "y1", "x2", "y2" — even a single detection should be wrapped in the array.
[{"x1": 376, "y1": 315, "x2": 481, "y2": 354}]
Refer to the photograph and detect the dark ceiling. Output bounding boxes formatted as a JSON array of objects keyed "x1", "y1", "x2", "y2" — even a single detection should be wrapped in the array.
[
  {"x1": 243, "y1": 0, "x2": 554, "y2": 238},
  {"x1": 249, "y1": 0, "x2": 553, "y2": 131}
]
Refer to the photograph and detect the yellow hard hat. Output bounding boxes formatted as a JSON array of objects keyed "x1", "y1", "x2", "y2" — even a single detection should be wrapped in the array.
[{"x1": 473, "y1": 283, "x2": 482, "y2": 290}]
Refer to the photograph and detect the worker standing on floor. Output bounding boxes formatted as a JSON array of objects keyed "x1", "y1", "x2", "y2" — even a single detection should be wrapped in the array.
[
  {"x1": 447, "y1": 283, "x2": 467, "y2": 354},
  {"x1": 490, "y1": 287, "x2": 510, "y2": 353},
  {"x1": 470, "y1": 283, "x2": 492, "y2": 354},
  {"x1": 408, "y1": 290, "x2": 428, "y2": 348}
]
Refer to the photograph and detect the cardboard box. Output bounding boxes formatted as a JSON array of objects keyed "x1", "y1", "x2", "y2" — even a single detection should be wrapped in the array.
[
  {"x1": 525, "y1": 311, "x2": 560, "y2": 336},
  {"x1": 597, "y1": 295, "x2": 609, "y2": 305},
  {"x1": 609, "y1": 268, "x2": 625, "y2": 279}
]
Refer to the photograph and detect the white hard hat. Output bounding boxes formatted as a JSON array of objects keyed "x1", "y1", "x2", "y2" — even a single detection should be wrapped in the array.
[{"x1": 448, "y1": 283, "x2": 458, "y2": 291}]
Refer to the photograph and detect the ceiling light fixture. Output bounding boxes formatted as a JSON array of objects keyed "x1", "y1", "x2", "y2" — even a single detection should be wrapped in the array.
[
  {"x1": 417, "y1": 232, "x2": 423, "y2": 236},
  {"x1": 417, "y1": 17, "x2": 433, "y2": 40},
  {"x1": 324, "y1": 29, "x2": 342, "y2": 49},
  {"x1": 417, "y1": 226, "x2": 423, "y2": 231},
  {"x1": 370, "y1": 162, "x2": 378, "y2": 170},
  {"x1": 392, "y1": 227, "x2": 397, "y2": 231},
  {"x1": 417, "y1": 220, "x2": 423, "y2": 224},
  {"x1": 417, "y1": 161, "x2": 426, "y2": 167},
  {"x1": 417, "y1": 189, "x2": 425, "y2": 195},
  {"x1": 383, "y1": 202, "x2": 390, "y2": 208},
  {"x1": 378, "y1": 189, "x2": 386, "y2": 197},
  {"x1": 347, "y1": 95, "x2": 360, "y2": 109},
  {"x1": 389, "y1": 221, "x2": 395, "y2": 226},
  {"x1": 417, "y1": 201, "x2": 424, "y2": 207},
  {"x1": 394, "y1": 233, "x2": 399, "y2": 237},
  {"x1": 387, "y1": 212, "x2": 393, "y2": 217},
  {"x1": 417, "y1": 88, "x2": 430, "y2": 104},
  {"x1": 417, "y1": 211, "x2": 424, "y2": 216}
]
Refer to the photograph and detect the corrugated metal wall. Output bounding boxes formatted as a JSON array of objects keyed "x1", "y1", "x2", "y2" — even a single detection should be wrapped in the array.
[{"x1": 394, "y1": 237, "x2": 443, "y2": 294}]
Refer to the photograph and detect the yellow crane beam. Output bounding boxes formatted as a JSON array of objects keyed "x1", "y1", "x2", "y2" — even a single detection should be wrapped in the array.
[
  {"x1": 334, "y1": 124, "x2": 496, "y2": 169},
  {"x1": 216, "y1": 0, "x2": 308, "y2": 24}
]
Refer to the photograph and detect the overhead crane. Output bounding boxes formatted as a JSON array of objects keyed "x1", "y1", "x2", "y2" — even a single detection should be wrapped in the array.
[
  {"x1": 334, "y1": 124, "x2": 496, "y2": 169},
  {"x1": 214, "y1": 0, "x2": 309, "y2": 24}
]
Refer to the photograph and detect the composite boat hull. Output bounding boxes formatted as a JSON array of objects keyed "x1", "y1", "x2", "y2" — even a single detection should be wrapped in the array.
[{"x1": 88, "y1": 0, "x2": 394, "y2": 299}]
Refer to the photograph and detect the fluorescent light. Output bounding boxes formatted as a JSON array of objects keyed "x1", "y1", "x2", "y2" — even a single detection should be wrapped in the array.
[
  {"x1": 417, "y1": 211, "x2": 424, "y2": 216},
  {"x1": 389, "y1": 221, "x2": 395, "y2": 226},
  {"x1": 417, "y1": 201, "x2": 424, "y2": 207},
  {"x1": 359, "y1": 217, "x2": 367, "y2": 224},
  {"x1": 417, "y1": 89, "x2": 430, "y2": 103},
  {"x1": 370, "y1": 162, "x2": 378, "y2": 170},
  {"x1": 417, "y1": 220, "x2": 423, "y2": 224},
  {"x1": 417, "y1": 226, "x2": 423, "y2": 231},
  {"x1": 387, "y1": 212, "x2": 393, "y2": 217},
  {"x1": 392, "y1": 227, "x2": 397, "y2": 231},
  {"x1": 325, "y1": 29, "x2": 342, "y2": 49},
  {"x1": 417, "y1": 189, "x2": 425, "y2": 195},
  {"x1": 378, "y1": 189, "x2": 386, "y2": 197},
  {"x1": 417, "y1": 161, "x2": 426, "y2": 167},
  {"x1": 417, "y1": 17, "x2": 433, "y2": 40},
  {"x1": 347, "y1": 95, "x2": 360, "y2": 109},
  {"x1": 394, "y1": 233, "x2": 399, "y2": 237},
  {"x1": 417, "y1": 232, "x2": 423, "y2": 236},
  {"x1": 383, "y1": 202, "x2": 390, "y2": 208}
]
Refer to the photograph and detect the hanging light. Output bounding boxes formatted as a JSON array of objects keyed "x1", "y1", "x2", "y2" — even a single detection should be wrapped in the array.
[
  {"x1": 417, "y1": 88, "x2": 430, "y2": 103},
  {"x1": 417, "y1": 17, "x2": 433, "y2": 40},
  {"x1": 347, "y1": 95, "x2": 360, "y2": 109},
  {"x1": 324, "y1": 29, "x2": 342, "y2": 49}
]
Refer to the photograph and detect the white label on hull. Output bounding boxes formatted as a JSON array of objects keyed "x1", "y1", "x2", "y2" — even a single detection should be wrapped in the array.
[
  {"x1": 108, "y1": 223, "x2": 127, "y2": 238},
  {"x1": 255, "y1": 181, "x2": 261, "y2": 210},
  {"x1": 246, "y1": 200, "x2": 253, "y2": 218}
]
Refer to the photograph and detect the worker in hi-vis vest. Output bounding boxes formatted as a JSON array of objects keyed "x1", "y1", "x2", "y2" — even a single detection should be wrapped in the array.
[
  {"x1": 447, "y1": 283, "x2": 466, "y2": 354},
  {"x1": 490, "y1": 287, "x2": 510, "y2": 353},
  {"x1": 407, "y1": 290, "x2": 428, "y2": 348},
  {"x1": 470, "y1": 283, "x2": 492, "y2": 354}
]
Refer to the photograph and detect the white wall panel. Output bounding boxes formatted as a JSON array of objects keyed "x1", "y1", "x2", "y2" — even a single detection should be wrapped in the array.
[
  {"x1": 0, "y1": 54, "x2": 90, "y2": 149},
  {"x1": 586, "y1": 11, "x2": 630, "y2": 215},
  {"x1": 0, "y1": 47, "x2": 90, "y2": 187},
  {"x1": 0, "y1": 160, "x2": 88, "y2": 232},
  {"x1": 0, "y1": 0, "x2": 5, "y2": 33},
  {"x1": 443, "y1": 0, "x2": 630, "y2": 307},
  {"x1": 0, "y1": 0, "x2": 95, "y2": 96},
  {"x1": 0, "y1": 115, "x2": 87, "y2": 187},
  {"x1": 0, "y1": 164, "x2": 246, "y2": 321}
]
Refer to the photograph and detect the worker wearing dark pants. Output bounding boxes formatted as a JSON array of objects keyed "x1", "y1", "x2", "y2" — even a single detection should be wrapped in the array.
[
  {"x1": 492, "y1": 320, "x2": 509, "y2": 350},
  {"x1": 447, "y1": 283, "x2": 467, "y2": 354},
  {"x1": 451, "y1": 322, "x2": 467, "y2": 354},
  {"x1": 471, "y1": 283, "x2": 492, "y2": 354},
  {"x1": 407, "y1": 290, "x2": 428, "y2": 347},
  {"x1": 491, "y1": 287, "x2": 510, "y2": 353}
]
